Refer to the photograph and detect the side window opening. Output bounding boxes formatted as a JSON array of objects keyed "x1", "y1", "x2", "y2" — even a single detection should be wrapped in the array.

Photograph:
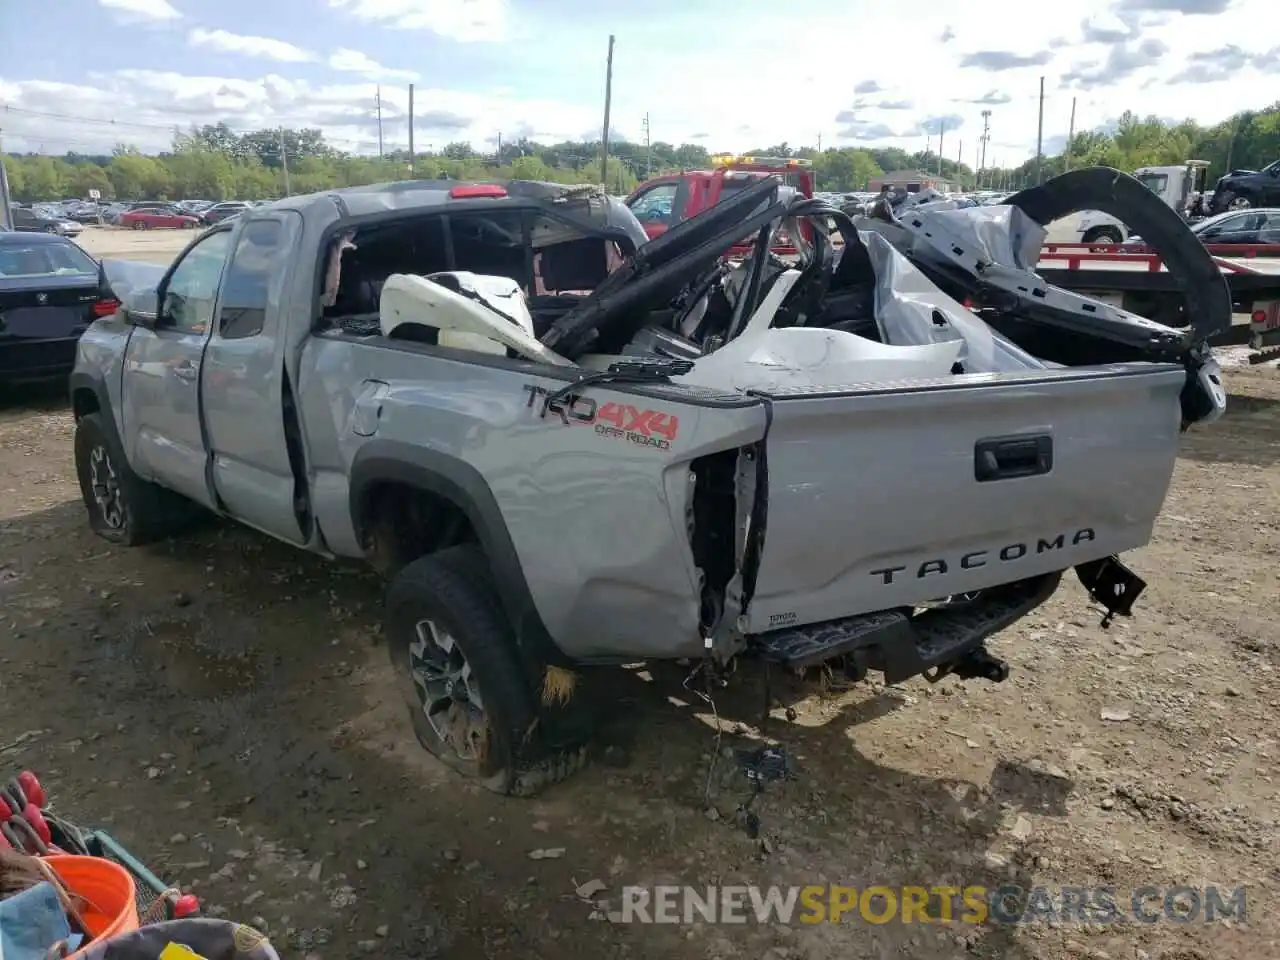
[
  {"x1": 322, "y1": 216, "x2": 449, "y2": 324},
  {"x1": 217, "y1": 212, "x2": 303, "y2": 340},
  {"x1": 319, "y1": 207, "x2": 623, "y2": 350},
  {"x1": 161, "y1": 231, "x2": 232, "y2": 334}
]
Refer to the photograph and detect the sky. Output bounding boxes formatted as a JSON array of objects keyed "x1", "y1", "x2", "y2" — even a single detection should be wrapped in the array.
[{"x1": 0, "y1": 0, "x2": 1277, "y2": 164}]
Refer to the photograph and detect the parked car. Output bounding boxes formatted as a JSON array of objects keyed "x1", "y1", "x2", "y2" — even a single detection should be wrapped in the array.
[
  {"x1": 11, "y1": 205, "x2": 83, "y2": 237},
  {"x1": 1191, "y1": 207, "x2": 1280, "y2": 244},
  {"x1": 0, "y1": 232, "x2": 118, "y2": 383},
  {"x1": 1126, "y1": 208, "x2": 1280, "y2": 248},
  {"x1": 64, "y1": 203, "x2": 107, "y2": 224},
  {"x1": 201, "y1": 201, "x2": 252, "y2": 224},
  {"x1": 117, "y1": 208, "x2": 203, "y2": 230},
  {"x1": 1209, "y1": 159, "x2": 1280, "y2": 213}
]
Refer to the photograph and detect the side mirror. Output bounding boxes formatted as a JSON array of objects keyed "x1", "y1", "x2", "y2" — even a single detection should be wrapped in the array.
[{"x1": 121, "y1": 287, "x2": 160, "y2": 328}]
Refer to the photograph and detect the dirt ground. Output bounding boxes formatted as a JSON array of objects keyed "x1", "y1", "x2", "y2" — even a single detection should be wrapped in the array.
[
  {"x1": 76, "y1": 225, "x2": 195, "y2": 263},
  {"x1": 2, "y1": 235, "x2": 1278, "y2": 959}
]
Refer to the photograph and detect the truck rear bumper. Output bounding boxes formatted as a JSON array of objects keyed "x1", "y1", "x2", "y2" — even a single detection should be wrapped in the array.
[
  {"x1": 751, "y1": 556, "x2": 1145, "y2": 683},
  {"x1": 752, "y1": 571, "x2": 1063, "y2": 680}
]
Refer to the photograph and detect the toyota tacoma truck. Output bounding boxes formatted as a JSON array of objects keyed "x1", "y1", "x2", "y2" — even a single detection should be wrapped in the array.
[{"x1": 72, "y1": 171, "x2": 1226, "y2": 795}]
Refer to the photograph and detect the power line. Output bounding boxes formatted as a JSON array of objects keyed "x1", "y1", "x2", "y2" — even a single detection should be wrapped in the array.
[
  {"x1": 1, "y1": 104, "x2": 176, "y2": 132},
  {"x1": 0, "y1": 103, "x2": 382, "y2": 151}
]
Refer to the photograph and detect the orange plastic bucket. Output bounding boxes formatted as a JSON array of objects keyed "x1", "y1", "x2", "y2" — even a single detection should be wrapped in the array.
[{"x1": 43, "y1": 854, "x2": 140, "y2": 953}]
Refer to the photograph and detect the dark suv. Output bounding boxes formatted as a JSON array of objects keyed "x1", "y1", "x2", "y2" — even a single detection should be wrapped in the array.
[{"x1": 1210, "y1": 159, "x2": 1280, "y2": 213}]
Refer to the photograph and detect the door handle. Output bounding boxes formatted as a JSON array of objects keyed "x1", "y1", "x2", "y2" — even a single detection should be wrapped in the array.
[
  {"x1": 974, "y1": 434, "x2": 1053, "y2": 482},
  {"x1": 171, "y1": 360, "x2": 198, "y2": 382}
]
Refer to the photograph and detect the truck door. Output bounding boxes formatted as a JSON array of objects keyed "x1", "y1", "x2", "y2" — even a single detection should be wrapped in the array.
[
  {"x1": 121, "y1": 228, "x2": 232, "y2": 508},
  {"x1": 200, "y1": 212, "x2": 308, "y2": 544}
]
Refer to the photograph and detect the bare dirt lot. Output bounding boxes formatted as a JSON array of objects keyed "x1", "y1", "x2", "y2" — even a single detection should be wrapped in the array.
[
  {"x1": 76, "y1": 224, "x2": 195, "y2": 263},
  {"x1": 2, "y1": 232, "x2": 1278, "y2": 959}
]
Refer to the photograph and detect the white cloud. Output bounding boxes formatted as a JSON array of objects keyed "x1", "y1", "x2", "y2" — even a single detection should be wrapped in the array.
[
  {"x1": 327, "y1": 49, "x2": 420, "y2": 82},
  {"x1": 326, "y1": 0, "x2": 508, "y2": 42},
  {"x1": 187, "y1": 28, "x2": 315, "y2": 63},
  {"x1": 2, "y1": 0, "x2": 1275, "y2": 163},
  {"x1": 98, "y1": 0, "x2": 181, "y2": 20},
  {"x1": 0, "y1": 70, "x2": 595, "y2": 157}
]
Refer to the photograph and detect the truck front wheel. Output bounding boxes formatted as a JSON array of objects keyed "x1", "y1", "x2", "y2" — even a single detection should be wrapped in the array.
[
  {"x1": 74, "y1": 413, "x2": 187, "y2": 545},
  {"x1": 386, "y1": 545, "x2": 582, "y2": 796}
]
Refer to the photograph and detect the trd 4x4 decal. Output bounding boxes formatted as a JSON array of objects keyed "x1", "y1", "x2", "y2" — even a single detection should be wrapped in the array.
[{"x1": 522, "y1": 384, "x2": 680, "y2": 450}]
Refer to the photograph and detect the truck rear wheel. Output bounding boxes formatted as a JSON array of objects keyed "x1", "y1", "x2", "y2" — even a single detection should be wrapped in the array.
[
  {"x1": 386, "y1": 545, "x2": 585, "y2": 796},
  {"x1": 73, "y1": 412, "x2": 192, "y2": 545}
]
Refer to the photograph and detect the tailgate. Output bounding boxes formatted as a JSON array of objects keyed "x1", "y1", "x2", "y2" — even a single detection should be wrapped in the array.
[{"x1": 742, "y1": 365, "x2": 1185, "y2": 633}]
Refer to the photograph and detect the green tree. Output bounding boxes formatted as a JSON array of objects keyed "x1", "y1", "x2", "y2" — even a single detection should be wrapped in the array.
[
  {"x1": 69, "y1": 163, "x2": 114, "y2": 199},
  {"x1": 106, "y1": 151, "x2": 170, "y2": 199},
  {"x1": 4, "y1": 100, "x2": 1276, "y2": 204},
  {"x1": 20, "y1": 156, "x2": 69, "y2": 200}
]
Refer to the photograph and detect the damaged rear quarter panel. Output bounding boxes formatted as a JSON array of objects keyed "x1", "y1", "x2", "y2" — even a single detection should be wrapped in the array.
[{"x1": 310, "y1": 338, "x2": 769, "y2": 661}]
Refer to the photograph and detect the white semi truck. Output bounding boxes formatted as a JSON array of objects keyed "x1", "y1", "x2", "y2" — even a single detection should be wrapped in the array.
[{"x1": 1072, "y1": 160, "x2": 1211, "y2": 244}]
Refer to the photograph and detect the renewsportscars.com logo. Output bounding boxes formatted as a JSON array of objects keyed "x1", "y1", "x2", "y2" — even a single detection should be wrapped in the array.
[{"x1": 613, "y1": 885, "x2": 1247, "y2": 926}]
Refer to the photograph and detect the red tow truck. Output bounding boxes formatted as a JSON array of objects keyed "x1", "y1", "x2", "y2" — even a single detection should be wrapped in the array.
[{"x1": 626, "y1": 154, "x2": 815, "y2": 252}]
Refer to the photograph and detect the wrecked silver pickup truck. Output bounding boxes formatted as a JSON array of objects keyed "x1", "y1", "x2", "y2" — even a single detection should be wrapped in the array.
[{"x1": 72, "y1": 170, "x2": 1225, "y2": 795}]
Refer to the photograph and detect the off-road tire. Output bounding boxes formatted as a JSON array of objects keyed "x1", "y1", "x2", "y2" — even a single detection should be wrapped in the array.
[
  {"x1": 1219, "y1": 191, "x2": 1252, "y2": 212},
  {"x1": 386, "y1": 544, "x2": 586, "y2": 796},
  {"x1": 73, "y1": 412, "x2": 193, "y2": 546},
  {"x1": 1083, "y1": 226, "x2": 1123, "y2": 248}
]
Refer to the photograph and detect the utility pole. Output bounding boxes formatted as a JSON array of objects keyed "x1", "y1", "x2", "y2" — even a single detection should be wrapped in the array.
[
  {"x1": 278, "y1": 126, "x2": 290, "y2": 196},
  {"x1": 376, "y1": 86, "x2": 384, "y2": 158},
  {"x1": 817, "y1": 132, "x2": 822, "y2": 152},
  {"x1": 497, "y1": 131, "x2": 503, "y2": 161},
  {"x1": 599, "y1": 34, "x2": 615, "y2": 187},
  {"x1": 642, "y1": 112, "x2": 651, "y2": 178},
  {"x1": 0, "y1": 127, "x2": 11, "y2": 233},
  {"x1": 407, "y1": 83, "x2": 415, "y2": 173},
  {"x1": 937, "y1": 119, "x2": 945, "y2": 178},
  {"x1": 1064, "y1": 96, "x2": 1076, "y2": 173},
  {"x1": 1035, "y1": 75, "x2": 1045, "y2": 185},
  {"x1": 979, "y1": 109, "x2": 991, "y2": 188}
]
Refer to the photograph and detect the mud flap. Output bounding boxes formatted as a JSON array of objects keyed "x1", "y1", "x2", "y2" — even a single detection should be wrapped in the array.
[{"x1": 1075, "y1": 555, "x2": 1146, "y2": 629}]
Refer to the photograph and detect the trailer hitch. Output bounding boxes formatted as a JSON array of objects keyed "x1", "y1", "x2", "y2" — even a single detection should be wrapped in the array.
[{"x1": 924, "y1": 646, "x2": 1010, "y2": 684}]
